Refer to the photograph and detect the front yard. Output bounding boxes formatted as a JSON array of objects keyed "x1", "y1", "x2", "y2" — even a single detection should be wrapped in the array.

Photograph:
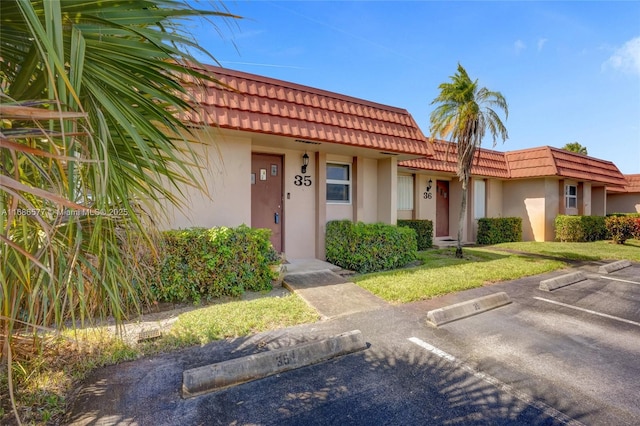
[
  {"x1": 354, "y1": 240, "x2": 640, "y2": 303},
  {"x1": 354, "y1": 247, "x2": 566, "y2": 303},
  {"x1": 3, "y1": 240, "x2": 639, "y2": 424},
  {"x1": 0, "y1": 294, "x2": 318, "y2": 424}
]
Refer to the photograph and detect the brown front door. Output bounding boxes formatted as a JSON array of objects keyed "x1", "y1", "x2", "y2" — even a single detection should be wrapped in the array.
[
  {"x1": 251, "y1": 154, "x2": 283, "y2": 252},
  {"x1": 436, "y1": 180, "x2": 449, "y2": 237}
]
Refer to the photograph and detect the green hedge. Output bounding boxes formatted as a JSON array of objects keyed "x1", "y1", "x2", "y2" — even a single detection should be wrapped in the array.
[
  {"x1": 151, "y1": 225, "x2": 280, "y2": 303},
  {"x1": 555, "y1": 215, "x2": 607, "y2": 242},
  {"x1": 397, "y1": 219, "x2": 433, "y2": 250},
  {"x1": 326, "y1": 220, "x2": 417, "y2": 273},
  {"x1": 476, "y1": 217, "x2": 522, "y2": 245},
  {"x1": 605, "y1": 215, "x2": 640, "y2": 244}
]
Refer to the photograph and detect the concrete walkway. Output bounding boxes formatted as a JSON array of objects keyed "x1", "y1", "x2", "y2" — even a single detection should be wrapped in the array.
[{"x1": 283, "y1": 259, "x2": 387, "y2": 319}]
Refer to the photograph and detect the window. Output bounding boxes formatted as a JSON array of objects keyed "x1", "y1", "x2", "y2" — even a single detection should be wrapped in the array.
[
  {"x1": 474, "y1": 179, "x2": 486, "y2": 219},
  {"x1": 397, "y1": 175, "x2": 414, "y2": 210},
  {"x1": 565, "y1": 184, "x2": 577, "y2": 209},
  {"x1": 326, "y1": 163, "x2": 351, "y2": 203}
]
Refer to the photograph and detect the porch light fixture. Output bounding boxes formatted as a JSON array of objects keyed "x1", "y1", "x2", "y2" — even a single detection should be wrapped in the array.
[
  {"x1": 426, "y1": 179, "x2": 433, "y2": 192},
  {"x1": 301, "y1": 152, "x2": 309, "y2": 174}
]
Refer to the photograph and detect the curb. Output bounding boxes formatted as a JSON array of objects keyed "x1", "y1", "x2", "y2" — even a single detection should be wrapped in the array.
[
  {"x1": 598, "y1": 260, "x2": 632, "y2": 274},
  {"x1": 182, "y1": 330, "x2": 366, "y2": 398},
  {"x1": 539, "y1": 271, "x2": 586, "y2": 291},
  {"x1": 426, "y1": 292, "x2": 512, "y2": 327}
]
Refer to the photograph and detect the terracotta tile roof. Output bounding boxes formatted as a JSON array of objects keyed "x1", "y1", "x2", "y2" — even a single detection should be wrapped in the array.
[
  {"x1": 505, "y1": 146, "x2": 627, "y2": 186},
  {"x1": 608, "y1": 174, "x2": 640, "y2": 193},
  {"x1": 401, "y1": 144, "x2": 627, "y2": 186},
  {"x1": 399, "y1": 140, "x2": 509, "y2": 178},
  {"x1": 181, "y1": 65, "x2": 431, "y2": 156}
]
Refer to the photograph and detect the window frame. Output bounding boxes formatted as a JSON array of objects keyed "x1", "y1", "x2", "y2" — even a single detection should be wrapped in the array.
[
  {"x1": 397, "y1": 174, "x2": 414, "y2": 211},
  {"x1": 565, "y1": 184, "x2": 578, "y2": 209},
  {"x1": 473, "y1": 179, "x2": 486, "y2": 219},
  {"x1": 326, "y1": 162, "x2": 352, "y2": 204}
]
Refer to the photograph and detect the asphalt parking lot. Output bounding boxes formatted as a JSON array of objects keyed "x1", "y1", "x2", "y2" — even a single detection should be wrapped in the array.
[{"x1": 67, "y1": 262, "x2": 640, "y2": 425}]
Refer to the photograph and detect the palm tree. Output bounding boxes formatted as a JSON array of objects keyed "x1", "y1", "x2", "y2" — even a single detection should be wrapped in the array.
[
  {"x1": 430, "y1": 64, "x2": 508, "y2": 258},
  {"x1": 0, "y1": 1, "x2": 238, "y2": 420},
  {"x1": 562, "y1": 142, "x2": 588, "y2": 155}
]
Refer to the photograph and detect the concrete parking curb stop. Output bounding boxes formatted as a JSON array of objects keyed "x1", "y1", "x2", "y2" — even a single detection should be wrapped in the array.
[
  {"x1": 539, "y1": 271, "x2": 586, "y2": 291},
  {"x1": 426, "y1": 292, "x2": 512, "y2": 327},
  {"x1": 598, "y1": 260, "x2": 632, "y2": 274},
  {"x1": 182, "y1": 330, "x2": 367, "y2": 398}
]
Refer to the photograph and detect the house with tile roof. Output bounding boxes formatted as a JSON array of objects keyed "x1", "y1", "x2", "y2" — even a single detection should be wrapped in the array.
[
  {"x1": 398, "y1": 144, "x2": 629, "y2": 242},
  {"x1": 161, "y1": 65, "x2": 635, "y2": 256},
  {"x1": 607, "y1": 174, "x2": 640, "y2": 214},
  {"x1": 159, "y1": 65, "x2": 432, "y2": 259}
]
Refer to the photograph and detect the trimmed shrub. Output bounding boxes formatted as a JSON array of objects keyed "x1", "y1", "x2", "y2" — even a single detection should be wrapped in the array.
[
  {"x1": 554, "y1": 215, "x2": 607, "y2": 242},
  {"x1": 151, "y1": 225, "x2": 280, "y2": 303},
  {"x1": 605, "y1": 215, "x2": 638, "y2": 244},
  {"x1": 326, "y1": 220, "x2": 417, "y2": 273},
  {"x1": 476, "y1": 217, "x2": 522, "y2": 245},
  {"x1": 397, "y1": 219, "x2": 433, "y2": 250}
]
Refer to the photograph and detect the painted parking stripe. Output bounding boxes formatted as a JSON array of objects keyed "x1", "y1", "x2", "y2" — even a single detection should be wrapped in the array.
[
  {"x1": 533, "y1": 297, "x2": 640, "y2": 327},
  {"x1": 408, "y1": 337, "x2": 585, "y2": 426},
  {"x1": 599, "y1": 276, "x2": 640, "y2": 286}
]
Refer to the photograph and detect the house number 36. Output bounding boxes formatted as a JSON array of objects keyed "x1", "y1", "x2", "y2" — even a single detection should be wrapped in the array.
[{"x1": 294, "y1": 175, "x2": 312, "y2": 186}]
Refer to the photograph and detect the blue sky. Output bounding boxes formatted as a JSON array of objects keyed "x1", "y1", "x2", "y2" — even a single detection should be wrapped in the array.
[{"x1": 191, "y1": 1, "x2": 640, "y2": 174}]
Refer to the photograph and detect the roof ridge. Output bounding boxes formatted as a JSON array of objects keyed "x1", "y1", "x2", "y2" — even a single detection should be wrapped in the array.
[{"x1": 545, "y1": 146, "x2": 560, "y2": 176}]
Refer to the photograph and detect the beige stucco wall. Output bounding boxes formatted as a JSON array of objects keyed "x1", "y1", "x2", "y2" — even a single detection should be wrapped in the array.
[
  {"x1": 607, "y1": 193, "x2": 640, "y2": 214},
  {"x1": 415, "y1": 174, "x2": 437, "y2": 226},
  {"x1": 592, "y1": 187, "x2": 606, "y2": 215},
  {"x1": 397, "y1": 210, "x2": 413, "y2": 220},
  {"x1": 159, "y1": 132, "x2": 251, "y2": 230},
  {"x1": 544, "y1": 178, "x2": 560, "y2": 241},
  {"x1": 503, "y1": 179, "x2": 546, "y2": 241},
  {"x1": 582, "y1": 182, "x2": 592, "y2": 215},
  {"x1": 486, "y1": 179, "x2": 503, "y2": 218},
  {"x1": 376, "y1": 157, "x2": 397, "y2": 224},
  {"x1": 405, "y1": 173, "x2": 444, "y2": 245},
  {"x1": 360, "y1": 158, "x2": 380, "y2": 223}
]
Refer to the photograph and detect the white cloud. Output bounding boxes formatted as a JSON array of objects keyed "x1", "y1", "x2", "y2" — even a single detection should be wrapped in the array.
[
  {"x1": 603, "y1": 36, "x2": 640, "y2": 76},
  {"x1": 537, "y1": 38, "x2": 548, "y2": 51},
  {"x1": 514, "y1": 39, "x2": 526, "y2": 54}
]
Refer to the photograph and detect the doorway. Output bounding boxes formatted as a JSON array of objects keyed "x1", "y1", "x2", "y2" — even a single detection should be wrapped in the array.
[
  {"x1": 436, "y1": 180, "x2": 449, "y2": 237},
  {"x1": 251, "y1": 153, "x2": 283, "y2": 252}
]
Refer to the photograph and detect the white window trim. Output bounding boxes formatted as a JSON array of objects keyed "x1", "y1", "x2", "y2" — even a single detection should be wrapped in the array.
[
  {"x1": 397, "y1": 175, "x2": 414, "y2": 211},
  {"x1": 565, "y1": 184, "x2": 577, "y2": 209},
  {"x1": 326, "y1": 162, "x2": 352, "y2": 204}
]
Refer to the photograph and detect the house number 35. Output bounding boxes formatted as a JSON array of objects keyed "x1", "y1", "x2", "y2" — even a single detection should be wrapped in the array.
[{"x1": 294, "y1": 175, "x2": 312, "y2": 186}]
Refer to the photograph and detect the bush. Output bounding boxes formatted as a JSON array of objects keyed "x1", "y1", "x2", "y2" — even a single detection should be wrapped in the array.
[
  {"x1": 151, "y1": 225, "x2": 280, "y2": 303},
  {"x1": 326, "y1": 220, "x2": 417, "y2": 273},
  {"x1": 397, "y1": 219, "x2": 433, "y2": 250},
  {"x1": 554, "y1": 215, "x2": 607, "y2": 242},
  {"x1": 476, "y1": 217, "x2": 522, "y2": 245},
  {"x1": 605, "y1": 215, "x2": 638, "y2": 244}
]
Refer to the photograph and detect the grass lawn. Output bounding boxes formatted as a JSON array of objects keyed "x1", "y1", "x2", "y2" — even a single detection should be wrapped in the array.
[
  {"x1": 355, "y1": 240, "x2": 640, "y2": 304},
  {"x1": 492, "y1": 239, "x2": 640, "y2": 262},
  {"x1": 354, "y1": 247, "x2": 566, "y2": 303},
  {"x1": 0, "y1": 293, "x2": 318, "y2": 425},
  {"x1": 157, "y1": 294, "x2": 319, "y2": 348}
]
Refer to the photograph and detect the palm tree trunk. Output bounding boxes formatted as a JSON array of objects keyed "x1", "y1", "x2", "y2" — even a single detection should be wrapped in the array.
[{"x1": 456, "y1": 177, "x2": 468, "y2": 258}]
